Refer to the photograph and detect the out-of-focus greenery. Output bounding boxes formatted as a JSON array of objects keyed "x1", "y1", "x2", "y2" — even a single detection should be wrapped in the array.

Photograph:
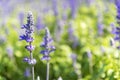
[{"x1": 0, "y1": 0, "x2": 119, "y2": 80}]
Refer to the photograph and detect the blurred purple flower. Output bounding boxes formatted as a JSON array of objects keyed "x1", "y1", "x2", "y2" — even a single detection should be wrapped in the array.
[
  {"x1": 40, "y1": 27, "x2": 55, "y2": 61},
  {"x1": 114, "y1": 27, "x2": 120, "y2": 41},
  {"x1": 52, "y1": 0, "x2": 58, "y2": 16},
  {"x1": 97, "y1": 23, "x2": 104, "y2": 36},
  {"x1": 70, "y1": 53, "x2": 77, "y2": 66},
  {"x1": 87, "y1": 0, "x2": 94, "y2": 6},
  {"x1": 18, "y1": 12, "x2": 24, "y2": 26},
  {"x1": 36, "y1": 16, "x2": 45, "y2": 30},
  {"x1": 6, "y1": 46, "x2": 13, "y2": 58},
  {"x1": 23, "y1": 57, "x2": 30, "y2": 62},
  {"x1": 25, "y1": 45, "x2": 35, "y2": 51},
  {"x1": 111, "y1": 23, "x2": 116, "y2": 34},
  {"x1": 55, "y1": 20, "x2": 64, "y2": 42},
  {"x1": 116, "y1": 0, "x2": 120, "y2": 23},
  {"x1": 62, "y1": 1, "x2": 69, "y2": 20},
  {"x1": 87, "y1": 50, "x2": 92, "y2": 59},
  {"x1": 68, "y1": 25, "x2": 74, "y2": 40},
  {"x1": 0, "y1": 35, "x2": 6, "y2": 44},
  {"x1": 113, "y1": 0, "x2": 120, "y2": 43},
  {"x1": 68, "y1": 23, "x2": 79, "y2": 48},
  {"x1": 23, "y1": 57, "x2": 36, "y2": 65},
  {"x1": 24, "y1": 68, "x2": 31, "y2": 77},
  {"x1": 69, "y1": 0, "x2": 77, "y2": 18}
]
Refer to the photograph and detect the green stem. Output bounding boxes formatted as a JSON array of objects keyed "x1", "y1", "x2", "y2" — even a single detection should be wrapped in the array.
[
  {"x1": 29, "y1": 42, "x2": 34, "y2": 80},
  {"x1": 46, "y1": 61, "x2": 50, "y2": 80}
]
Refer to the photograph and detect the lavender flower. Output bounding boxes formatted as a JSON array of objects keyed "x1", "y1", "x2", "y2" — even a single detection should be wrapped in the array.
[
  {"x1": 87, "y1": 50, "x2": 92, "y2": 59},
  {"x1": 69, "y1": 0, "x2": 77, "y2": 18},
  {"x1": 19, "y1": 12, "x2": 34, "y2": 43},
  {"x1": 0, "y1": 35, "x2": 6, "y2": 44},
  {"x1": 40, "y1": 27, "x2": 55, "y2": 80},
  {"x1": 23, "y1": 57, "x2": 36, "y2": 65},
  {"x1": 116, "y1": 0, "x2": 120, "y2": 24},
  {"x1": 18, "y1": 12, "x2": 24, "y2": 26},
  {"x1": 36, "y1": 16, "x2": 44, "y2": 31},
  {"x1": 54, "y1": 20, "x2": 64, "y2": 42},
  {"x1": 70, "y1": 53, "x2": 77, "y2": 67},
  {"x1": 6, "y1": 46, "x2": 13, "y2": 58},
  {"x1": 19, "y1": 11, "x2": 35, "y2": 80},
  {"x1": 97, "y1": 23, "x2": 103, "y2": 36},
  {"x1": 111, "y1": 23, "x2": 116, "y2": 34},
  {"x1": 68, "y1": 24, "x2": 79, "y2": 48},
  {"x1": 70, "y1": 53, "x2": 81, "y2": 79},
  {"x1": 52, "y1": 0, "x2": 58, "y2": 16},
  {"x1": 113, "y1": 1, "x2": 120, "y2": 47},
  {"x1": 24, "y1": 68, "x2": 31, "y2": 77},
  {"x1": 40, "y1": 27, "x2": 55, "y2": 61}
]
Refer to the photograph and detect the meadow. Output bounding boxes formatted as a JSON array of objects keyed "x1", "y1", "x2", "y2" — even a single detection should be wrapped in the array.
[{"x1": 0, "y1": 0, "x2": 118, "y2": 80}]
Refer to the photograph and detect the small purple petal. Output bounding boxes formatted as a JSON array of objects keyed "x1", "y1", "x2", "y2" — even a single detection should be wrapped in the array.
[
  {"x1": 24, "y1": 68, "x2": 31, "y2": 77},
  {"x1": 114, "y1": 36, "x2": 120, "y2": 40},
  {"x1": 23, "y1": 57, "x2": 30, "y2": 62},
  {"x1": 26, "y1": 37, "x2": 33, "y2": 42},
  {"x1": 25, "y1": 45, "x2": 34, "y2": 51},
  {"x1": 41, "y1": 56, "x2": 50, "y2": 60},
  {"x1": 40, "y1": 50, "x2": 48, "y2": 55}
]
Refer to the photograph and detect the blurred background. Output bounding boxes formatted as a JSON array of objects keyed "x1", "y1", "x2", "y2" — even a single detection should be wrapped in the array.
[{"x1": 0, "y1": 0, "x2": 118, "y2": 80}]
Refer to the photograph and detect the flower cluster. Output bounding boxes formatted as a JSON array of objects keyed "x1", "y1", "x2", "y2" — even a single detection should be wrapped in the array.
[
  {"x1": 40, "y1": 27, "x2": 56, "y2": 61},
  {"x1": 112, "y1": 0, "x2": 120, "y2": 49},
  {"x1": 113, "y1": 0, "x2": 120, "y2": 49},
  {"x1": 19, "y1": 12, "x2": 36, "y2": 65},
  {"x1": 116, "y1": 0, "x2": 120, "y2": 24},
  {"x1": 23, "y1": 57, "x2": 36, "y2": 65},
  {"x1": 19, "y1": 11, "x2": 34, "y2": 43}
]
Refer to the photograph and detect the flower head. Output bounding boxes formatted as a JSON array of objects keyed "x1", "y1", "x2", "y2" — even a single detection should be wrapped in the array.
[
  {"x1": 19, "y1": 11, "x2": 34, "y2": 43},
  {"x1": 114, "y1": 1, "x2": 120, "y2": 40},
  {"x1": 40, "y1": 27, "x2": 55, "y2": 60},
  {"x1": 19, "y1": 12, "x2": 36, "y2": 65},
  {"x1": 112, "y1": 1, "x2": 120, "y2": 49},
  {"x1": 116, "y1": 0, "x2": 120, "y2": 24}
]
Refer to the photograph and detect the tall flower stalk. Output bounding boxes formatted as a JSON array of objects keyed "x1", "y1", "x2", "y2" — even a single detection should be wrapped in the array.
[
  {"x1": 114, "y1": 0, "x2": 120, "y2": 77},
  {"x1": 19, "y1": 12, "x2": 36, "y2": 80},
  {"x1": 40, "y1": 27, "x2": 55, "y2": 80}
]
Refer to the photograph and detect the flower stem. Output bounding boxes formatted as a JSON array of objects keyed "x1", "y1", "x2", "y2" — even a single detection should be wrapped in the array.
[
  {"x1": 46, "y1": 61, "x2": 50, "y2": 80},
  {"x1": 29, "y1": 42, "x2": 35, "y2": 80},
  {"x1": 32, "y1": 66, "x2": 35, "y2": 80}
]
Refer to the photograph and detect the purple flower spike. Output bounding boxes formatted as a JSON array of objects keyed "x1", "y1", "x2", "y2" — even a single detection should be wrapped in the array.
[
  {"x1": 20, "y1": 12, "x2": 36, "y2": 65},
  {"x1": 40, "y1": 27, "x2": 55, "y2": 61},
  {"x1": 116, "y1": 0, "x2": 120, "y2": 24},
  {"x1": 20, "y1": 11, "x2": 36, "y2": 80},
  {"x1": 19, "y1": 11, "x2": 34, "y2": 43},
  {"x1": 112, "y1": 1, "x2": 120, "y2": 50}
]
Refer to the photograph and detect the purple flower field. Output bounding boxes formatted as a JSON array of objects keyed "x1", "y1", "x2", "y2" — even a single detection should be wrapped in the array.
[{"x1": 0, "y1": 0, "x2": 119, "y2": 80}]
